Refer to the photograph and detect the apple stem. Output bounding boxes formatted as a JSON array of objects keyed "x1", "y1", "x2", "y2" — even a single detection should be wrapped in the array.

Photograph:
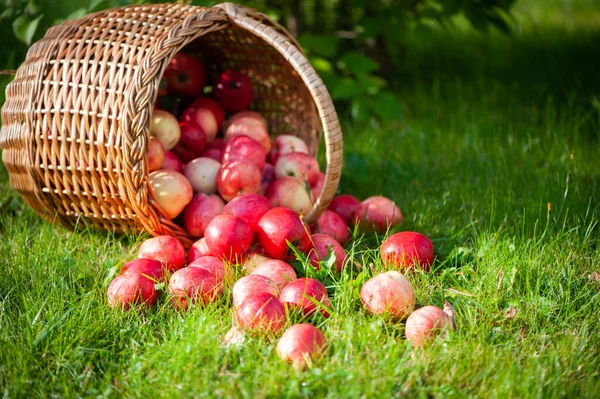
[{"x1": 177, "y1": 73, "x2": 188, "y2": 84}]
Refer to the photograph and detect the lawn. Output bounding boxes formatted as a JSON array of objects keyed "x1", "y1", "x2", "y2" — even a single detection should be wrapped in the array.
[{"x1": 1, "y1": 1, "x2": 599, "y2": 398}]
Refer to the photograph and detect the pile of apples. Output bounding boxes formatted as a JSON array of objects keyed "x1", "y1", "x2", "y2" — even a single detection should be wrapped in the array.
[
  {"x1": 145, "y1": 53, "x2": 321, "y2": 225},
  {"x1": 106, "y1": 52, "x2": 455, "y2": 369}
]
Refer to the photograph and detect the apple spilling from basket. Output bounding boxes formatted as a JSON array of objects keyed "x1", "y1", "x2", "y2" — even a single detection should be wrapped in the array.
[{"x1": 106, "y1": 52, "x2": 455, "y2": 369}]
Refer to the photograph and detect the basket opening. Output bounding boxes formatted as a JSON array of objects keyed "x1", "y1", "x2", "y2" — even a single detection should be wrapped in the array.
[
  {"x1": 128, "y1": 17, "x2": 326, "y2": 244},
  {"x1": 153, "y1": 26, "x2": 321, "y2": 157}
]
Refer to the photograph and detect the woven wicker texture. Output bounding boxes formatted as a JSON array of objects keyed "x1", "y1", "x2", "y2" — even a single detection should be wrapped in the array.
[{"x1": 0, "y1": 2, "x2": 343, "y2": 247}]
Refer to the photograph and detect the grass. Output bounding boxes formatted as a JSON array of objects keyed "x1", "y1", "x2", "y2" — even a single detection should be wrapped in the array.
[{"x1": 1, "y1": 2, "x2": 600, "y2": 398}]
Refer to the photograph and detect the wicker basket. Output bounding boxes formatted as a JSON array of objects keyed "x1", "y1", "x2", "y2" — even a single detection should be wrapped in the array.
[{"x1": 0, "y1": 2, "x2": 343, "y2": 247}]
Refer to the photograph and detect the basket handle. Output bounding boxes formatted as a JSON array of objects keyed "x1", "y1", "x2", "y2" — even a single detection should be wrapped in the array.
[
  {"x1": 0, "y1": 70, "x2": 16, "y2": 75},
  {"x1": 214, "y1": 2, "x2": 305, "y2": 55},
  {"x1": 214, "y1": 2, "x2": 248, "y2": 18}
]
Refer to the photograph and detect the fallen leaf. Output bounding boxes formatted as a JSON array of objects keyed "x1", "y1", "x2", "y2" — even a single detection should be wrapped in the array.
[
  {"x1": 588, "y1": 271, "x2": 600, "y2": 283},
  {"x1": 222, "y1": 325, "x2": 246, "y2": 347},
  {"x1": 519, "y1": 326, "x2": 527, "y2": 341},
  {"x1": 443, "y1": 300, "x2": 456, "y2": 329},
  {"x1": 504, "y1": 305, "x2": 517, "y2": 319}
]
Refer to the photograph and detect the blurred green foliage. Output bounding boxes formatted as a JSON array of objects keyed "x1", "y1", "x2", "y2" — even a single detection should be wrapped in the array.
[
  {"x1": 0, "y1": 0, "x2": 516, "y2": 123},
  {"x1": 249, "y1": 0, "x2": 516, "y2": 123}
]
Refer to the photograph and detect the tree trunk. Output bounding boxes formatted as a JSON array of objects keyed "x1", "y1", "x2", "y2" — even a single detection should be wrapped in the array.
[
  {"x1": 336, "y1": 0, "x2": 353, "y2": 32},
  {"x1": 285, "y1": 0, "x2": 303, "y2": 37},
  {"x1": 313, "y1": 0, "x2": 327, "y2": 35}
]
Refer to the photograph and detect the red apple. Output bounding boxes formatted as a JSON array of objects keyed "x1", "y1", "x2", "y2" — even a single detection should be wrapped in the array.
[
  {"x1": 172, "y1": 121, "x2": 206, "y2": 162},
  {"x1": 184, "y1": 157, "x2": 221, "y2": 194},
  {"x1": 266, "y1": 176, "x2": 313, "y2": 215},
  {"x1": 222, "y1": 325, "x2": 246, "y2": 347},
  {"x1": 147, "y1": 137, "x2": 165, "y2": 172},
  {"x1": 310, "y1": 172, "x2": 325, "y2": 200},
  {"x1": 328, "y1": 195, "x2": 361, "y2": 226},
  {"x1": 222, "y1": 135, "x2": 267, "y2": 170},
  {"x1": 232, "y1": 274, "x2": 279, "y2": 307},
  {"x1": 307, "y1": 234, "x2": 347, "y2": 272},
  {"x1": 204, "y1": 215, "x2": 253, "y2": 262},
  {"x1": 251, "y1": 259, "x2": 297, "y2": 291},
  {"x1": 188, "y1": 256, "x2": 232, "y2": 283},
  {"x1": 150, "y1": 110, "x2": 181, "y2": 150},
  {"x1": 107, "y1": 273, "x2": 157, "y2": 310},
  {"x1": 313, "y1": 210, "x2": 350, "y2": 245},
  {"x1": 224, "y1": 116, "x2": 271, "y2": 153},
  {"x1": 162, "y1": 151, "x2": 184, "y2": 173},
  {"x1": 356, "y1": 196, "x2": 403, "y2": 233},
  {"x1": 201, "y1": 148, "x2": 222, "y2": 162},
  {"x1": 216, "y1": 160, "x2": 262, "y2": 202},
  {"x1": 270, "y1": 135, "x2": 309, "y2": 164},
  {"x1": 236, "y1": 292, "x2": 286, "y2": 334},
  {"x1": 214, "y1": 69, "x2": 253, "y2": 112},
  {"x1": 222, "y1": 193, "x2": 272, "y2": 233},
  {"x1": 149, "y1": 170, "x2": 193, "y2": 219},
  {"x1": 360, "y1": 271, "x2": 414, "y2": 320},
  {"x1": 276, "y1": 324, "x2": 327, "y2": 370},
  {"x1": 188, "y1": 237, "x2": 212, "y2": 264},
  {"x1": 279, "y1": 278, "x2": 331, "y2": 318},
  {"x1": 182, "y1": 193, "x2": 225, "y2": 237},
  {"x1": 168, "y1": 267, "x2": 222, "y2": 311},
  {"x1": 138, "y1": 235, "x2": 186, "y2": 273},
  {"x1": 381, "y1": 232, "x2": 434, "y2": 272},
  {"x1": 242, "y1": 252, "x2": 271, "y2": 273},
  {"x1": 180, "y1": 97, "x2": 224, "y2": 142},
  {"x1": 172, "y1": 145, "x2": 196, "y2": 164},
  {"x1": 120, "y1": 258, "x2": 165, "y2": 282},
  {"x1": 225, "y1": 110, "x2": 265, "y2": 127},
  {"x1": 257, "y1": 207, "x2": 312, "y2": 260},
  {"x1": 405, "y1": 305, "x2": 453, "y2": 347},
  {"x1": 260, "y1": 163, "x2": 275, "y2": 195},
  {"x1": 274, "y1": 152, "x2": 320, "y2": 186},
  {"x1": 163, "y1": 53, "x2": 206, "y2": 97}
]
